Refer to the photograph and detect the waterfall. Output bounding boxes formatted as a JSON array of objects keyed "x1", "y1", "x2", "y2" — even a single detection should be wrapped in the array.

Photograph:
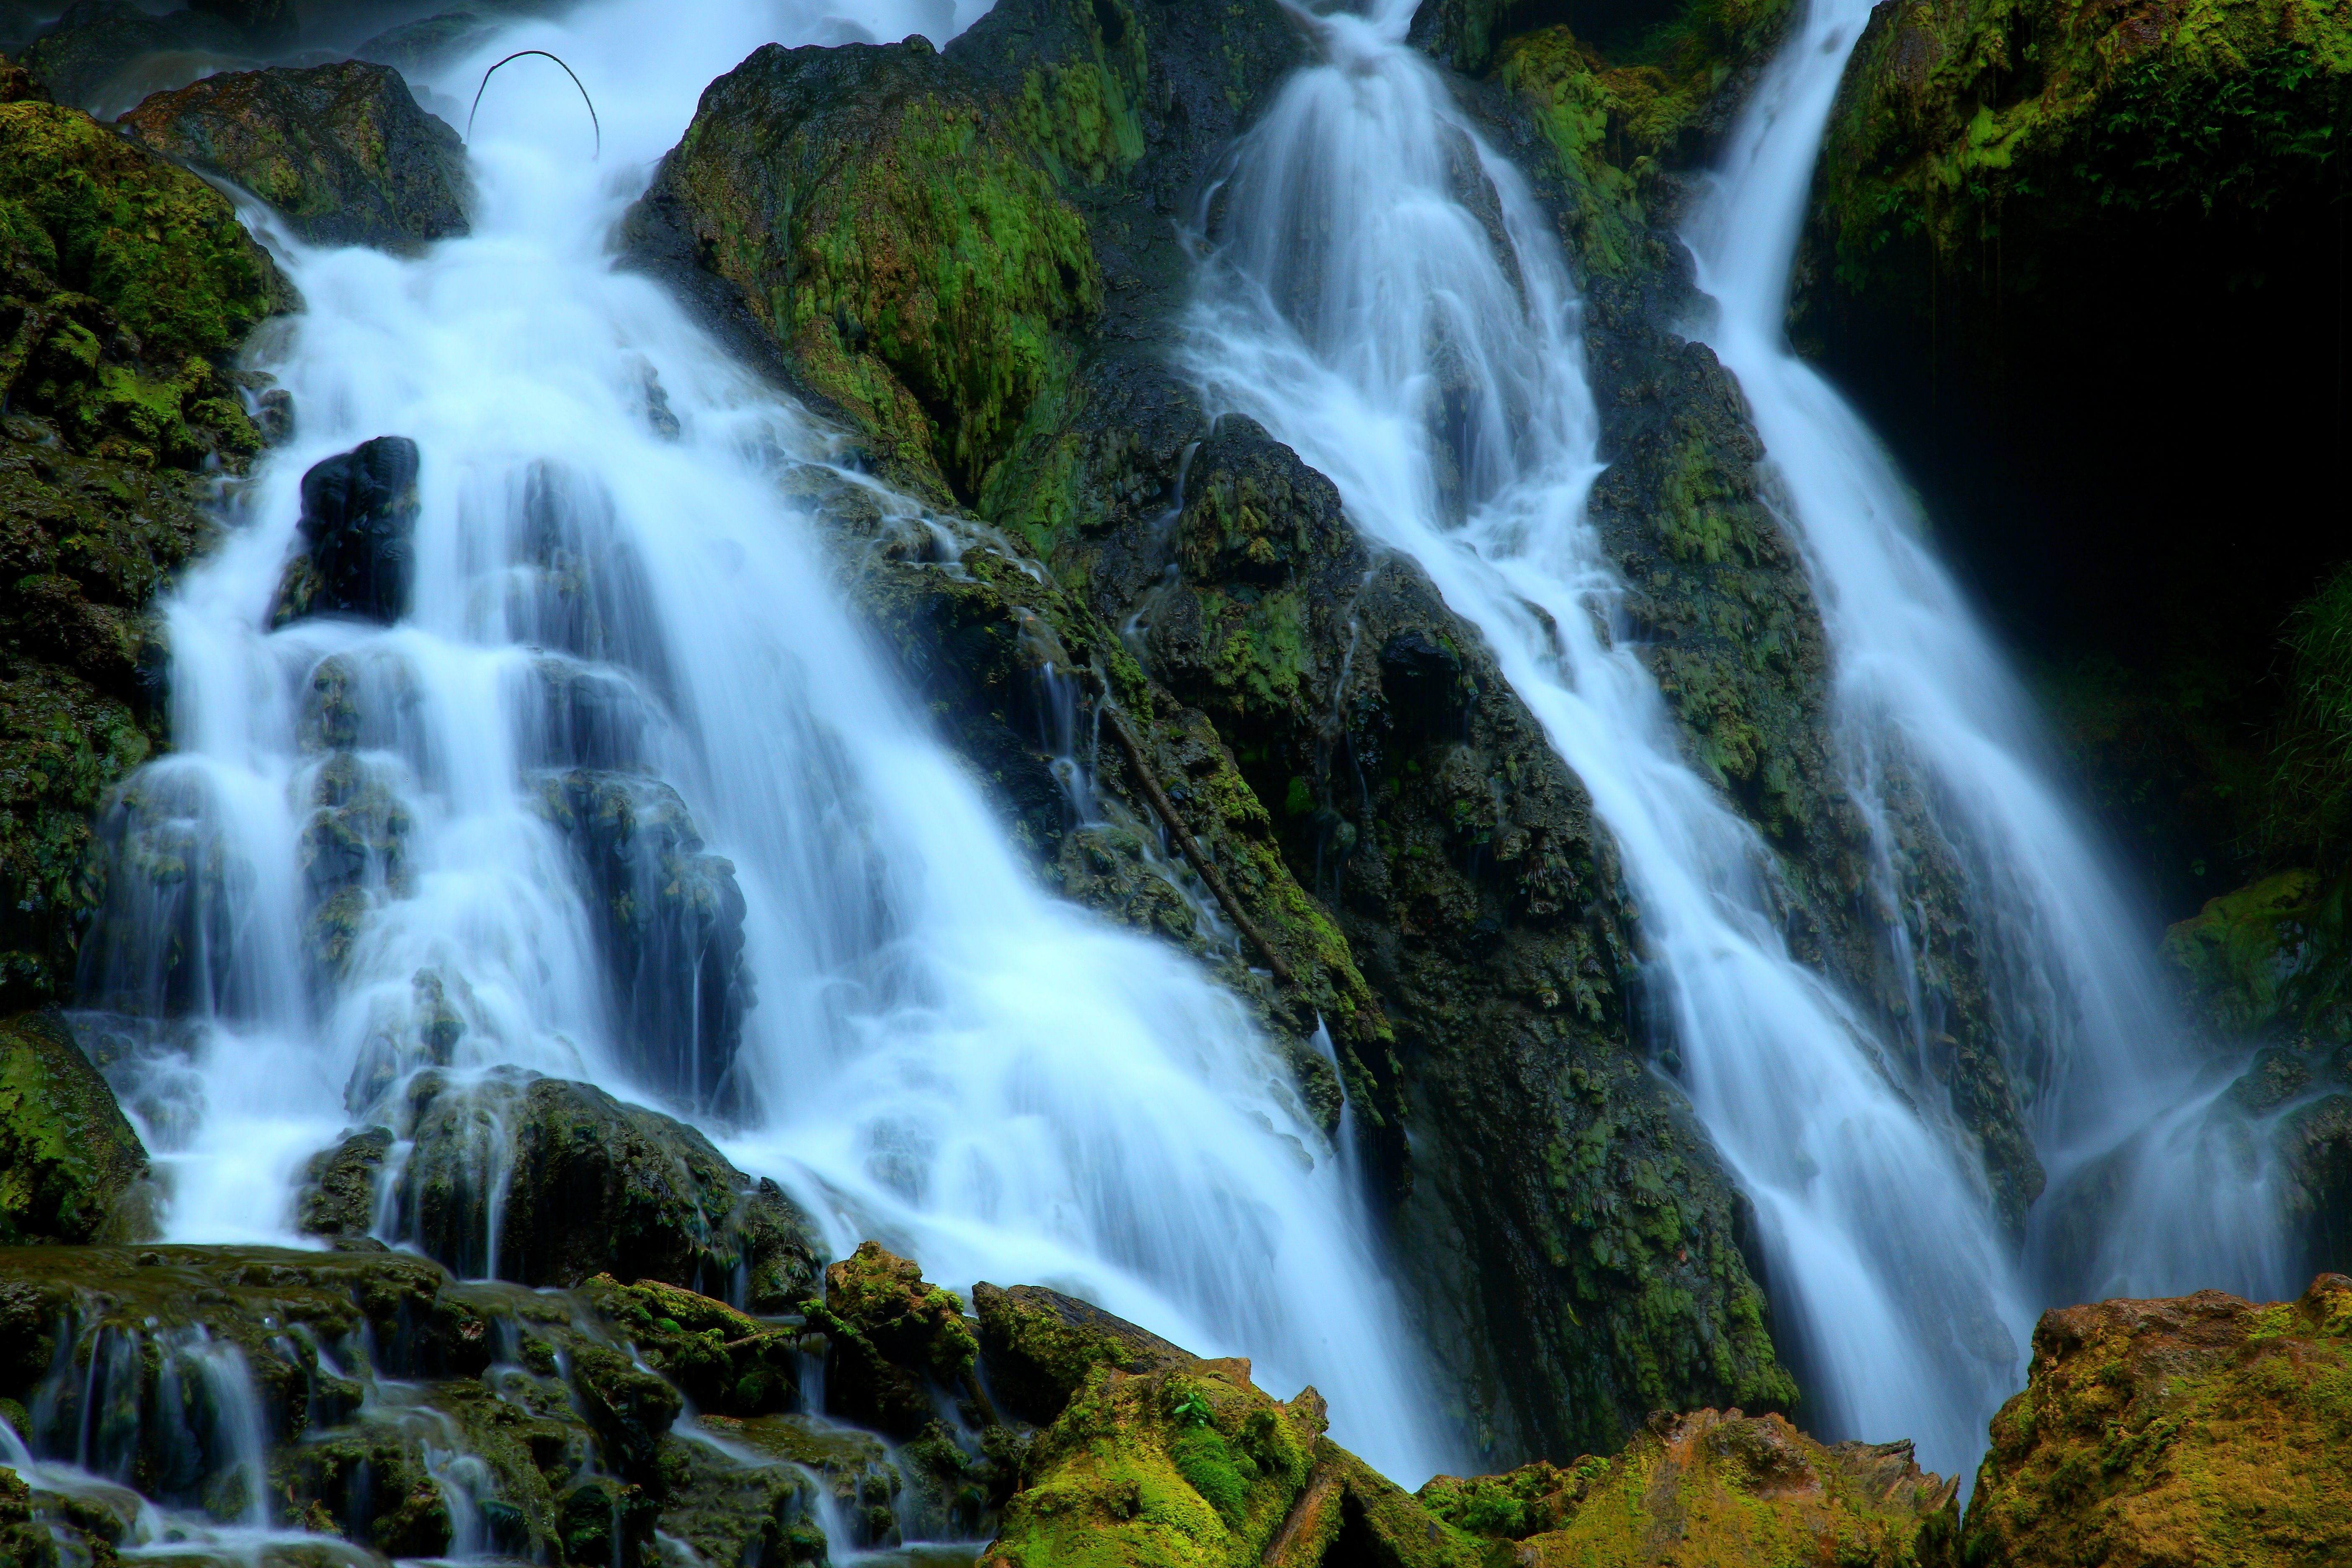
[
  {"x1": 1185, "y1": 0, "x2": 2030, "y2": 1473},
  {"x1": 1680, "y1": 0, "x2": 2292, "y2": 1306},
  {"x1": 69, "y1": 0, "x2": 1450, "y2": 1485}
]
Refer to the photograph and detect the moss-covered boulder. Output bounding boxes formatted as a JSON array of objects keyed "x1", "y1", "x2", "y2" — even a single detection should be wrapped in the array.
[
  {"x1": 0, "y1": 1010, "x2": 148, "y2": 1243},
  {"x1": 121, "y1": 61, "x2": 470, "y2": 249},
  {"x1": 631, "y1": 36, "x2": 1099, "y2": 505},
  {"x1": 0, "y1": 1244, "x2": 839, "y2": 1564},
  {"x1": 1959, "y1": 1273, "x2": 2352, "y2": 1567},
  {"x1": 975, "y1": 1279, "x2": 1198, "y2": 1424},
  {"x1": 368, "y1": 1070, "x2": 821, "y2": 1310},
  {"x1": 806, "y1": 1240, "x2": 980, "y2": 1437},
  {"x1": 1421, "y1": 1410, "x2": 1957, "y2": 1566}
]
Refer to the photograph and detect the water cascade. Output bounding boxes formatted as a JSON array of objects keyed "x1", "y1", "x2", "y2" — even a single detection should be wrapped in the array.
[
  {"x1": 1680, "y1": 1, "x2": 2292, "y2": 1305},
  {"x1": 49, "y1": 0, "x2": 1448, "y2": 1496},
  {"x1": 1185, "y1": 0, "x2": 2030, "y2": 1472}
]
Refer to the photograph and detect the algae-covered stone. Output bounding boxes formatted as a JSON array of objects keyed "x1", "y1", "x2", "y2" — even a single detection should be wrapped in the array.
[
  {"x1": 293, "y1": 1122, "x2": 389, "y2": 1245},
  {"x1": 122, "y1": 61, "x2": 470, "y2": 249},
  {"x1": 386, "y1": 1070, "x2": 822, "y2": 1310},
  {"x1": 580, "y1": 1274, "x2": 803, "y2": 1417},
  {"x1": 1961, "y1": 1274, "x2": 2352, "y2": 1567},
  {"x1": 975, "y1": 1279, "x2": 1196, "y2": 1424},
  {"x1": 1427, "y1": 1409, "x2": 1957, "y2": 1566},
  {"x1": 0, "y1": 1010, "x2": 149, "y2": 1243},
  {"x1": 0, "y1": 98, "x2": 286, "y2": 360},
  {"x1": 629, "y1": 36, "x2": 1099, "y2": 505},
  {"x1": 808, "y1": 1240, "x2": 979, "y2": 1437}
]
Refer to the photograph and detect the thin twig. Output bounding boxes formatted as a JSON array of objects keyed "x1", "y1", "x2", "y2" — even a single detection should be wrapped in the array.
[{"x1": 467, "y1": 50, "x2": 601, "y2": 158}]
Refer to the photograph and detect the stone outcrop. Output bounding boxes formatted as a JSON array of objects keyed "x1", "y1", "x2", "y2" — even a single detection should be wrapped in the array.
[
  {"x1": 304, "y1": 1070, "x2": 823, "y2": 1311},
  {"x1": 807, "y1": 1240, "x2": 983, "y2": 1438},
  {"x1": 272, "y1": 434, "x2": 422, "y2": 626},
  {"x1": 0, "y1": 93, "x2": 281, "y2": 1006},
  {"x1": 0, "y1": 1011, "x2": 150, "y2": 1243},
  {"x1": 627, "y1": 0, "x2": 1807, "y2": 1464},
  {"x1": 121, "y1": 60, "x2": 470, "y2": 248},
  {"x1": 976, "y1": 1285, "x2": 1955, "y2": 1568},
  {"x1": 1959, "y1": 1274, "x2": 2352, "y2": 1567},
  {"x1": 18, "y1": 1, "x2": 254, "y2": 116}
]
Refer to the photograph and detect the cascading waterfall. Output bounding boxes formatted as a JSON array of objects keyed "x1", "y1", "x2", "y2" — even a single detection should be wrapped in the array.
[
  {"x1": 57, "y1": 0, "x2": 1449, "y2": 1491},
  {"x1": 1186, "y1": 0, "x2": 2030, "y2": 1473},
  {"x1": 1679, "y1": 0, "x2": 2292, "y2": 1305}
]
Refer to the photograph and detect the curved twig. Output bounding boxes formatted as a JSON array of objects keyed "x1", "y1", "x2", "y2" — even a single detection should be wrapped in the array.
[{"x1": 466, "y1": 49, "x2": 600, "y2": 158}]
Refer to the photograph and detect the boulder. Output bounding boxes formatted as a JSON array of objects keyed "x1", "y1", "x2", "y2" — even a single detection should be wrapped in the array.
[
  {"x1": 121, "y1": 61, "x2": 469, "y2": 249},
  {"x1": 19, "y1": 0, "x2": 253, "y2": 115},
  {"x1": 807, "y1": 1240, "x2": 980, "y2": 1438},
  {"x1": 1960, "y1": 1274, "x2": 2352, "y2": 1567},
  {"x1": 0, "y1": 1243, "x2": 822, "y2": 1563},
  {"x1": 378, "y1": 1070, "x2": 821, "y2": 1311},
  {"x1": 626, "y1": 36, "x2": 1099, "y2": 505},
  {"x1": 974, "y1": 1278, "x2": 1196, "y2": 1425},
  {"x1": 0, "y1": 1011, "x2": 151, "y2": 1243},
  {"x1": 291, "y1": 1121, "x2": 389, "y2": 1246},
  {"x1": 528, "y1": 770, "x2": 749, "y2": 1110},
  {"x1": 1429, "y1": 1411, "x2": 1957, "y2": 1566},
  {"x1": 271, "y1": 434, "x2": 420, "y2": 625}
]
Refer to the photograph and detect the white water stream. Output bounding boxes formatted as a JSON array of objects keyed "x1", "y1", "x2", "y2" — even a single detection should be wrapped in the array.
[
  {"x1": 1186, "y1": 0, "x2": 2027, "y2": 1473},
  {"x1": 65, "y1": 0, "x2": 1449, "y2": 1486},
  {"x1": 1680, "y1": 0, "x2": 2290, "y2": 1308}
]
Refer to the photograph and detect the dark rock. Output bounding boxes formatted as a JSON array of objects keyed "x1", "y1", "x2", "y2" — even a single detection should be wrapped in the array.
[
  {"x1": 273, "y1": 434, "x2": 421, "y2": 625},
  {"x1": 806, "y1": 1240, "x2": 979, "y2": 1439},
  {"x1": 528, "y1": 770, "x2": 749, "y2": 1110},
  {"x1": 0, "y1": 48, "x2": 44, "y2": 101},
  {"x1": 293, "y1": 1122, "x2": 389, "y2": 1245},
  {"x1": 385, "y1": 1070, "x2": 821, "y2": 1310},
  {"x1": 121, "y1": 61, "x2": 469, "y2": 248},
  {"x1": 973, "y1": 1279, "x2": 1194, "y2": 1425},
  {"x1": 0, "y1": 1011, "x2": 152, "y2": 1243},
  {"x1": 625, "y1": 36, "x2": 1097, "y2": 507},
  {"x1": 20, "y1": 1, "x2": 253, "y2": 116},
  {"x1": 356, "y1": 10, "x2": 498, "y2": 77}
]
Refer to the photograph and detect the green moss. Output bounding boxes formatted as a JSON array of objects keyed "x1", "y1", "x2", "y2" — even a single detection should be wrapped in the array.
[
  {"x1": 1962, "y1": 1274, "x2": 2352, "y2": 1568},
  {"x1": 1819, "y1": 0, "x2": 2352, "y2": 309},
  {"x1": 0, "y1": 101, "x2": 287, "y2": 363},
  {"x1": 664, "y1": 52, "x2": 1099, "y2": 503},
  {"x1": 0, "y1": 1012, "x2": 149, "y2": 1243}
]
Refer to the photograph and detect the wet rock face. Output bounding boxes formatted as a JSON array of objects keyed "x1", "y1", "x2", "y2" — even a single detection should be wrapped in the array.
[
  {"x1": 634, "y1": 0, "x2": 1797, "y2": 1465},
  {"x1": 1962, "y1": 1274, "x2": 2352, "y2": 1568},
  {"x1": 629, "y1": 35, "x2": 1099, "y2": 506},
  {"x1": 121, "y1": 61, "x2": 470, "y2": 249},
  {"x1": 975, "y1": 1279, "x2": 1197, "y2": 1426},
  {"x1": 0, "y1": 1011, "x2": 150, "y2": 1243},
  {"x1": 367, "y1": 1070, "x2": 822, "y2": 1312},
  {"x1": 530, "y1": 770, "x2": 750, "y2": 1111},
  {"x1": 806, "y1": 1241, "x2": 980, "y2": 1439},
  {"x1": 273, "y1": 435, "x2": 421, "y2": 626},
  {"x1": 18, "y1": 1, "x2": 253, "y2": 116},
  {"x1": 0, "y1": 1244, "x2": 838, "y2": 1565}
]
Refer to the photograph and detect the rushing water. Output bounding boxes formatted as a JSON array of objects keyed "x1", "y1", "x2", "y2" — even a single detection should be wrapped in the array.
[
  {"x1": 61, "y1": 0, "x2": 1449, "y2": 1487},
  {"x1": 1185, "y1": 0, "x2": 2030, "y2": 1473},
  {"x1": 1679, "y1": 0, "x2": 2292, "y2": 1308}
]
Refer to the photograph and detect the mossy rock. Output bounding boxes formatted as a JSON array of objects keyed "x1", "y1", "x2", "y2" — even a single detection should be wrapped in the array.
[
  {"x1": 377, "y1": 1070, "x2": 823, "y2": 1309},
  {"x1": 807, "y1": 1240, "x2": 980, "y2": 1438},
  {"x1": 975, "y1": 1279, "x2": 1198, "y2": 1426},
  {"x1": 0, "y1": 98, "x2": 288, "y2": 363},
  {"x1": 633, "y1": 36, "x2": 1098, "y2": 505},
  {"x1": 1960, "y1": 1273, "x2": 2352, "y2": 1567},
  {"x1": 0, "y1": 1009, "x2": 149, "y2": 1243},
  {"x1": 1814, "y1": 0, "x2": 2352, "y2": 333},
  {"x1": 121, "y1": 60, "x2": 470, "y2": 249},
  {"x1": 18, "y1": 1, "x2": 253, "y2": 116}
]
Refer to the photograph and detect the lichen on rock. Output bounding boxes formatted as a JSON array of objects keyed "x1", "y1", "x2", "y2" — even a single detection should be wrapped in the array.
[
  {"x1": 0, "y1": 1009, "x2": 150, "y2": 1243},
  {"x1": 1960, "y1": 1273, "x2": 2352, "y2": 1567},
  {"x1": 121, "y1": 60, "x2": 471, "y2": 249}
]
